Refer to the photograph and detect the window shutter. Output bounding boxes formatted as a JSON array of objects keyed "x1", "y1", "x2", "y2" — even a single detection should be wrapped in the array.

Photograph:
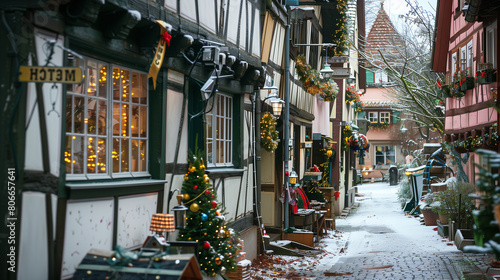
[
  {"x1": 392, "y1": 111, "x2": 400, "y2": 124},
  {"x1": 366, "y1": 70, "x2": 374, "y2": 84}
]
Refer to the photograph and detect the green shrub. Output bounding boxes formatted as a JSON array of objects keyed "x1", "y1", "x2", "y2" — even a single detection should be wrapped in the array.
[{"x1": 397, "y1": 178, "x2": 411, "y2": 208}]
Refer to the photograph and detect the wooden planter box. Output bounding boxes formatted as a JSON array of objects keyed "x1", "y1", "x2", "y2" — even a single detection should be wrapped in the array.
[
  {"x1": 477, "y1": 70, "x2": 496, "y2": 84},
  {"x1": 455, "y1": 229, "x2": 475, "y2": 251},
  {"x1": 437, "y1": 220, "x2": 449, "y2": 237},
  {"x1": 460, "y1": 77, "x2": 475, "y2": 91},
  {"x1": 454, "y1": 146, "x2": 468, "y2": 153}
]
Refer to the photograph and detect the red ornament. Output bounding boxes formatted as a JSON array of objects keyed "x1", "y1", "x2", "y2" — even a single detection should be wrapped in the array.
[
  {"x1": 162, "y1": 31, "x2": 172, "y2": 47},
  {"x1": 203, "y1": 241, "x2": 211, "y2": 249},
  {"x1": 285, "y1": 171, "x2": 289, "y2": 176},
  {"x1": 194, "y1": 185, "x2": 198, "y2": 190},
  {"x1": 212, "y1": 194, "x2": 215, "y2": 198},
  {"x1": 205, "y1": 189, "x2": 211, "y2": 194},
  {"x1": 212, "y1": 201, "x2": 217, "y2": 209}
]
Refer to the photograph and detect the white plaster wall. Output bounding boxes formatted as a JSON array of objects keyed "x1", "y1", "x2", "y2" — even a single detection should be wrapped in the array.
[
  {"x1": 18, "y1": 192, "x2": 57, "y2": 280},
  {"x1": 116, "y1": 193, "x2": 158, "y2": 248},
  {"x1": 165, "y1": 88, "x2": 188, "y2": 164},
  {"x1": 25, "y1": 29, "x2": 64, "y2": 176},
  {"x1": 238, "y1": 226, "x2": 258, "y2": 261},
  {"x1": 61, "y1": 198, "x2": 114, "y2": 279}
]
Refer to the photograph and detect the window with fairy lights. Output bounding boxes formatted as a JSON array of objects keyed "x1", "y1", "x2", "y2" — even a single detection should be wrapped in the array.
[{"x1": 64, "y1": 55, "x2": 149, "y2": 179}]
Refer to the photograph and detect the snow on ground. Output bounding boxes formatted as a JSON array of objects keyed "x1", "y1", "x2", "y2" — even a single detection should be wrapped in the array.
[{"x1": 248, "y1": 182, "x2": 459, "y2": 279}]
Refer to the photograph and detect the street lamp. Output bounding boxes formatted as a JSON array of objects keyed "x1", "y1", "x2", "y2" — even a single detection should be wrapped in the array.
[
  {"x1": 289, "y1": 170, "x2": 298, "y2": 185},
  {"x1": 262, "y1": 87, "x2": 284, "y2": 117},
  {"x1": 400, "y1": 125, "x2": 408, "y2": 133},
  {"x1": 320, "y1": 63, "x2": 334, "y2": 80}
]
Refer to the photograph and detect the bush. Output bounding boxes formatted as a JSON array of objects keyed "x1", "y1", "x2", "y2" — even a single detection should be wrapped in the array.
[
  {"x1": 433, "y1": 181, "x2": 476, "y2": 229},
  {"x1": 397, "y1": 178, "x2": 411, "y2": 208}
]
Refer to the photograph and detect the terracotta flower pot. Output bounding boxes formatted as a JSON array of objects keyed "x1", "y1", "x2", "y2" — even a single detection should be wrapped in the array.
[
  {"x1": 439, "y1": 213, "x2": 449, "y2": 224},
  {"x1": 421, "y1": 207, "x2": 439, "y2": 226}
]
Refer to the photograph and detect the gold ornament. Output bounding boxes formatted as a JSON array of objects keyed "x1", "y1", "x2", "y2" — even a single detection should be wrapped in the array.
[
  {"x1": 183, "y1": 193, "x2": 190, "y2": 201},
  {"x1": 190, "y1": 203, "x2": 200, "y2": 212},
  {"x1": 215, "y1": 258, "x2": 221, "y2": 265},
  {"x1": 326, "y1": 150, "x2": 333, "y2": 157},
  {"x1": 225, "y1": 230, "x2": 231, "y2": 237}
]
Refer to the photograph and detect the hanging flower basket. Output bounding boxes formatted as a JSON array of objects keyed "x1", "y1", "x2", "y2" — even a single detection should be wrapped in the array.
[
  {"x1": 295, "y1": 56, "x2": 339, "y2": 102},
  {"x1": 477, "y1": 69, "x2": 496, "y2": 85},
  {"x1": 450, "y1": 82, "x2": 466, "y2": 98},
  {"x1": 440, "y1": 84, "x2": 451, "y2": 98}
]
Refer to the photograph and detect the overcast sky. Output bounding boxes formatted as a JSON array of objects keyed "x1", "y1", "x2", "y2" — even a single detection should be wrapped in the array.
[{"x1": 385, "y1": 0, "x2": 437, "y2": 23}]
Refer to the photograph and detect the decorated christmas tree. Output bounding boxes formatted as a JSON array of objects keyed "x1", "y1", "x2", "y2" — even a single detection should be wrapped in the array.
[{"x1": 177, "y1": 151, "x2": 240, "y2": 277}]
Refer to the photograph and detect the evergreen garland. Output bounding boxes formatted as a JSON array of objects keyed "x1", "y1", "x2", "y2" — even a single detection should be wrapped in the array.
[
  {"x1": 177, "y1": 152, "x2": 240, "y2": 277},
  {"x1": 260, "y1": 112, "x2": 279, "y2": 152},
  {"x1": 295, "y1": 56, "x2": 339, "y2": 101}
]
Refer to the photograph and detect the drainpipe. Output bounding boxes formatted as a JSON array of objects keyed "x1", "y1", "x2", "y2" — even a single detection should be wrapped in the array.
[
  {"x1": 254, "y1": 90, "x2": 262, "y2": 222},
  {"x1": 283, "y1": 5, "x2": 291, "y2": 229}
]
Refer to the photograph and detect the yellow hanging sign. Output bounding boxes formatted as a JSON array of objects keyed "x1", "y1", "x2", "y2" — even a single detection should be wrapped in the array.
[
  {"x1": 148, "y1": 20, "x2": 171, "y2": 90},
  {"x1": 18, "y1": 66, "x2": 82, "y2": 83}
]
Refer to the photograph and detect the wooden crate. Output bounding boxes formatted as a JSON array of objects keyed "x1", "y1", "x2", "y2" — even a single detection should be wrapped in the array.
[
  {"x1": 225, "y1": 260, "x2": 252, "y2": 280},
  {"x1": 282, "y1": 231, "x2": 314, "y2": 247}
]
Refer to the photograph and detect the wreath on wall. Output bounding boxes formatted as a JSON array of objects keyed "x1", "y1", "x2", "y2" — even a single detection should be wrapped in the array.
[
  {"x1": 295, "y1": 56, "x2": 339, "y2": 102},
  {"x1": 260, "y1": 112, "x2": 279, "y2": 152}
]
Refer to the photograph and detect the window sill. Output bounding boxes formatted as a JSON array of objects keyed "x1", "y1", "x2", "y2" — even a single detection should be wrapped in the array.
[
  {"x1": 205, "y1": 168, "x2": 245, "y2": 178},
  {"x1": 65, "y1": 178, "x2": 167, "y2": 199}
]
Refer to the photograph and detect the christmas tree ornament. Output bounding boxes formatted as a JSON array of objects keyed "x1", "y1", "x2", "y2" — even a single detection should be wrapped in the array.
[
  {"x1": 203, "y1": 241, "x2": 211, "y2": 249},
  {"x1": 205, "y1": 189, "x2": 211, "y2": 195},
  {"x1": 212, "y1": 201, "x2": 217, "y2": 209},
  {"x1": 183, "y1": 193, "x2": 190, "y2": 201},
  {"x1": 215, "y1": 258, "x2": 221, "y2": 265},
  {"x1": 201, "y1": 213, "x2": 208, "y2": 221},
  {"x1": 194, "y1": 185, "x2": 198, "y2": 190},
  {"x1": 190, "y1": 203, "x2": 199, "y2": 212}
]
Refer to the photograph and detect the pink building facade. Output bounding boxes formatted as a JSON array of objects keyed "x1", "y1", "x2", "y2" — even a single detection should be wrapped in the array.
[{"x1": 433, "y1": 0, "x2": 499, "y2": 179}]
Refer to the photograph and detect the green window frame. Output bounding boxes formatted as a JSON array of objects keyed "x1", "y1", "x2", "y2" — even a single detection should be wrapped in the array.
[{"x1": 65, "y1": 55, "x2": 149, "y2": 180}]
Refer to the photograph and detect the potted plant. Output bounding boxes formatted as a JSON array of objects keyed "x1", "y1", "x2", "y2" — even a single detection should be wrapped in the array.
[
  {"x1": 433, "y1": 180, "x2": 476, "y2": 250},
  {"x1": 433, "y1": 181, "x2": 475, "y2": 225},
  {"x1": 420, "y1": 192, "x2": 440, "y2": 226}
]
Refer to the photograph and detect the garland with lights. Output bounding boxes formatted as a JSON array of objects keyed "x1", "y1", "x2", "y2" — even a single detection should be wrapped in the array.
[
  {"x1": 260, "y1": 112, "x2": 279, "y2": 152},
  {"x1": 177, "y1": 152, "x2": 241, "y2": 277},
  {"x1": 326, "y1": 0, "x2": 348, "y2": 56},
  {"x1": 295, "y1": 56, "x2": 339, "y2": 101}
]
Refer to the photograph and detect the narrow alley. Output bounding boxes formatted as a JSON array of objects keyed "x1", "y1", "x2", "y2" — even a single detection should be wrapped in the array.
[{"x1": 250, "y1": 182, "x2": 494, "y2": 280}]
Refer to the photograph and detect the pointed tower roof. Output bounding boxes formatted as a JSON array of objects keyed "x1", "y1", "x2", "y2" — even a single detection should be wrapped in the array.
[{"x1": 366, "y1": 4, "x2": 403, "y2": 55}]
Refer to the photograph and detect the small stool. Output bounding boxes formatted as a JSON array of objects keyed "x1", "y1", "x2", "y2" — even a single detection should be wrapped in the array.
[{"x1": 325, "y1": 218, "x2": 335, "y2": 231}]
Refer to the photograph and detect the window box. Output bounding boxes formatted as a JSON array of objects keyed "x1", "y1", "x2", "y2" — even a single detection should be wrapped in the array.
[
  {"x1": 460, "y1": 76, "x2": 475, "y2": 91},
  {"x1": 476, "y1": 69, "x2": 496, "y2": 85}
]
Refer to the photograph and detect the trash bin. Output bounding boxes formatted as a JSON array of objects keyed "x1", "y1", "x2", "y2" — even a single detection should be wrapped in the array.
[{"x1": 389, "y1": 165, "x2": 398, "y2": 186}]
